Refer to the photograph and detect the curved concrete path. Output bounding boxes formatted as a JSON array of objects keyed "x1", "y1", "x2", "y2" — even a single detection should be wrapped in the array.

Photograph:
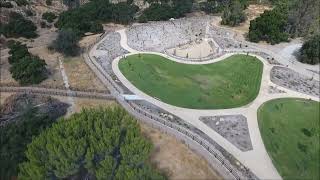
[{"x1": 90, "y1": 28, "x2": 320, "y2": 180}]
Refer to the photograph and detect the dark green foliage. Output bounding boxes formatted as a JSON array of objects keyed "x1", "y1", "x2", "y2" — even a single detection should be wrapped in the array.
[
  {"x1": 46, "y1": 0, "x2": 52, "y2": 6},
  {"x1": 42, "y1": 12, "x2": 57, "y2": 23},
  {"x1": 200, "y1": 0, "x2": 248, "y2": 14},
  {"x1": 140, "y1": 0, "x2": 193, "y2": 21},
  {"x1": 139, "y1": 3, "x2": 175, "y2": 21},
  {"x1": 10, "y1": 56, "x2": 47, "y2": 85},
  {"x1": 0, "y1": 12, "x2": 37, "y2": 39},
  {"x1": 248, "y1": 7, "x2": 289, "y2": 44},
  {"x1": 25, "y1": 9, "x2": 34, "y2": 16},
  {"x1": 13, "y1": 0, "x2": 28, "y2": 6},
  {"x1": 50, "y1": 29, "x2": 80, "y2": 56},
  {"x1": 199, "y1": 1, "x2": 224, "y2": 14},
  {"x1": 298, "y1": 34, "x2": 320, "y2": 65},
  {"x1": 0, "y1": 94, "x2": 68, "y2": 180},
  {"x1": 55, "y1": 1, "x2": 138, "y2": 36},
  {"x1": 221, "y1": 0, "x2": 246, "y2": 26},
  {"x1": 8, "y1": 41, "x2": 47, "y2": 85},
  {"x1": 18, "y1": 107, "x2": 166, "y2": 180},
  {"x1": 0, "y1": 1, "x2": 13, "y2": 8}
]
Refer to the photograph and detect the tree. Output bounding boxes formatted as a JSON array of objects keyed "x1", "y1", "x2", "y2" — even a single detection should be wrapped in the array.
[
  {"x1": 18, "y1": 107, "x2": 166, "y2": 180},
  {"x1": 221, "y1": 0, "x2": 246, "y2": 27},
  {"x1": 7, "y1": 41, "x2": 48, "y2": 85},
  {"x1": 0, "y1": 94, "x2": 69, "y2": 180},
  {"x1": 298, "y1": 34, "x2": 320, "y2": 65},
  {"x1": 0, "y1": 12, "x2": 37, "y2": 38},
  {"x1": 50, "y1": 29, "x2": 80, "y2": 56},
  {"x1": 42, "y1": 12, "x2": 57, "y2": 23},
  {"x1": 10, "y1": 55, "x2": 48, "y2": 85},
  {"x1": 248, "y1": 7, "x2": 289, "y2": 44}
]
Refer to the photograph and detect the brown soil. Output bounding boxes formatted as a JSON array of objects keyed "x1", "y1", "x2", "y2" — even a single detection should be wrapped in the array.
[
  {"x1": 63, "y1": 57, "x2": 107, "y2": 91},
  {"x1": 140, "y1": 123, "x2": 223, "y2": 180}
]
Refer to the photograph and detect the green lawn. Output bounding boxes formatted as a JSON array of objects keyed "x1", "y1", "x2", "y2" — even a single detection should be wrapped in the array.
[
  {"x1": 258, "y1": 98, "x2": 320, "y2": 180},
  {"x1": 119, "y1": 54, "x2": 263, "y2": 109}
]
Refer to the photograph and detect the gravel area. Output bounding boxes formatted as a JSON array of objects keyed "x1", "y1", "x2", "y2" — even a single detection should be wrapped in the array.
[
  {"x1": 95, "y1": 32, "x2": 132, "y2": 94},
  {"x1": 271, "y1": 66, "x2": 319, "y2": 97},
  {"x1": 126, "y1": 17, "x2": 210, "y2": 52},
  {"x1": 199, "y1": 115, "x2": 253, "y2": 152}
]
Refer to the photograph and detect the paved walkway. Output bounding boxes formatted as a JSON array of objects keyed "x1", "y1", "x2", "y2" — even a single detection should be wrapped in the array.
[{"x1": 90, "y1": 28, "x2": 319, "y2": 180}]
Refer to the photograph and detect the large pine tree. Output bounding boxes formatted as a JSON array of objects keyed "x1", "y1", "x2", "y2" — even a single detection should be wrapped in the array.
[{"x1": 18, "y1": 107, "x2": 165, "y2": 180}]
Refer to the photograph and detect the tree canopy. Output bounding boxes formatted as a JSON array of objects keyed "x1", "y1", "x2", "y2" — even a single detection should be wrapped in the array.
[
  {"x1": 0, "y1": 12, "x2": 37, "y2": 39},
  {"x1": 298, "y1": 34, "x2": 320, "y2": 65},
  {"x1": 49, "y1": 29, "x2": 80, "y2": 56},
  {"x1": 0, "y1": 94, "x2": 69, "y2": 180},
  {"x1": 139, "y1": 0, "x2": 193, "y2": 22},
  {"x1": 8, "y1": 41, "x2": 47, "y2": 85},
  {"x1": 248, "y1": 0, "x2": 319, "y2": 44},
  {"x1": 55, "y1": 1, "x2": 138, "y2": 36},
  {"x1": 42, "y1": 12, "x2": 57, "y2": 23},
  {"x1": 221, "y1": 0, "x2": 246, "y2": 27},
  {"x1": 18, "y1": 107, "x2": 166, "y2": 180},
  {"x1": 248, "y1": 7, "x2": 289, "y2": 44}
]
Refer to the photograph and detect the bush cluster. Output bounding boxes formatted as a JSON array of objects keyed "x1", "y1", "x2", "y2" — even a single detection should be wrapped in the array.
[
  {"x1": 49, "y1": 29, "x2": 80, "y2": 56},
  {"x1": 42, "y1": 12, "x2": 57, "y2": 23},
  {"x1": 298, "y1": 34, "x2": 320, "y2": 65},
  {"x1": 0, "y1": 1, "x2": 13, "y2": 8},
  {"x1": 221, "y1": 0, "x2": 246, "y2": 26},
  {"x1": 0, "y1": 12, "x2": 37, "y2": 39},
  {"x1": 139, "y1": 0, "x2": 193, "y2": 22},
  {"x1": 248, "y1": 7, "x2": 289, "y2": 44},
  {"x1": 55, "y1": 1, "x2": 138, "y2": 36},
  {"x1": 8, "y1": 41, "x2": 47, "y2": 85}
]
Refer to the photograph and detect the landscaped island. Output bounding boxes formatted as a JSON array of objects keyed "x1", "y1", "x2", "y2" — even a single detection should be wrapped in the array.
[
  {"x1": 119, "y1": 54, "x2": 263, "y2": 109},
  {"x1": 258, "y1": 98, "x2": 320, "y2": 180}
]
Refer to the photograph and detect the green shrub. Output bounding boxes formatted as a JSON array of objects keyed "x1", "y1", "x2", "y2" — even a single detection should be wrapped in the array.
[
  {"x1": 46, "y1": 0, "x2": 52, "y2": 6},
  {"x1": 8, "y1": 41, "x2": 47, "y2": 85},
  {"x1": 1, "y1": 12, "x2": 37, "y2": 38},
  {"x1": 42, "y1": 12, "x2": 57, "y2": 23},
  {"x1": 50, "y1": 29, "x2": 80, "y2": 56},
  {"x1": 55, "y1": 1, "x2": 138, "y2": 36},
  {"x1": 298, "y1": 34, "x2": 320, "y2": 65},
  {"x1": 14, "y1": 0, "x2": 28, "y2": 6},
  {"x1": 0, "y1": 1, "x2": 13, "y2": 8},
  {"x1": 140, "y1": 0, "x2": 193, "y2": 21},
  {"x1": 25, "y1": 9, "x2": 34, "y2": 16},
  {"x1": 248, "y1": 8, "x2": 289, "y2": 44}
]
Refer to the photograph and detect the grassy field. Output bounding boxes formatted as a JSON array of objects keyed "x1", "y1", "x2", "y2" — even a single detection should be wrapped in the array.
[
  {"x1": 258, "y1": 98, "x2": 320, "y2": 180},
  {"x1": 119, "y1": 54, "x2": 263, "y2": 109}
]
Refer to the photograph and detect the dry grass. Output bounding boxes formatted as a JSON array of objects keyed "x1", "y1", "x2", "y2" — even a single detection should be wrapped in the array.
[
  {"x1": 0, "y1": 92, "x2": 13, "y2": 105},
  {"x1": 236, "y1": 4, "x2": 272, "y2": 33},
  {"x1": 0, "y1": 49, "x2": 18, "y2": 85},
  {"x1": 29, "y1": 46, "x2": 65, "y2": 88},
  {"x1": 140, "y1": 123, "x2": 223, "y2": 180},
  {"x1": 63, "y1": 57, "x2": 107, "y2": 91},
  {"x1": 72, "y1": 98, "x2": 117, "y2": 113}
]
